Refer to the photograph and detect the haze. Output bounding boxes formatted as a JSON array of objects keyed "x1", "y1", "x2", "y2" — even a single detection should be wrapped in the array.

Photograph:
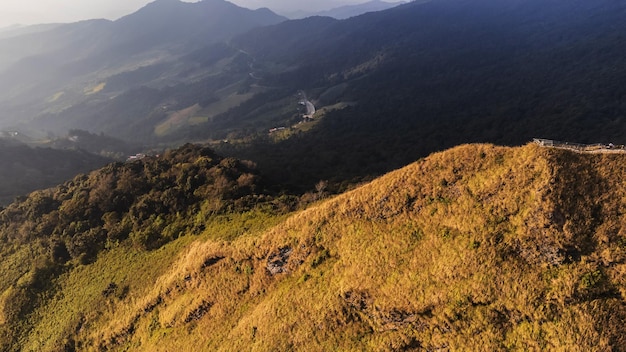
[{"x1": 0, "y1": 0, "x2": 367, "y2": 28}]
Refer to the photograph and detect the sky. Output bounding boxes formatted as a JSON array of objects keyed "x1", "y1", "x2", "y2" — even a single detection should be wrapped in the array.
[{"x1": 0, "y1": 0, "x2": 367, "y2": 28}]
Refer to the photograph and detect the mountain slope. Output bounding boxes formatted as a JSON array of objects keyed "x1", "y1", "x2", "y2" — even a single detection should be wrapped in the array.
[
  {"x1": 295, "y1": 0, "x2": 407, "y2": 19},
  {"x1": 210, "y1": 0, "x2": 626, "y2": 189},
  {"x1": 3, "y1": 143, "x2": 626, "y2": 350},
  {"x1": 0, "y1": 0, "x2": 286, "y2": 130},
  {"x1": 0, "y1": 143, "x2": 287, "y2": 350}
]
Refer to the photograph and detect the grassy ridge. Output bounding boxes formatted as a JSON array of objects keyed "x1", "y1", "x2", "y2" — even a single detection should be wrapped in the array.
[{"x1": 3, "y1": 143, "x2": 626, "y2": 350}]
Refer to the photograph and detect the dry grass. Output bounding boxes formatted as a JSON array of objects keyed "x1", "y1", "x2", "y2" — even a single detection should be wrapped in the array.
[{"x1": 10, "y1": 143, "x2": 626, "y2": 351}]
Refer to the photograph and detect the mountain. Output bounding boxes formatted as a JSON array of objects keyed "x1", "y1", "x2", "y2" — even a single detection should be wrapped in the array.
[
  {"x1": 4, "y1": 2, "x2": 626, "y2": 349},
  {"x1": 0, "y1": 0, "x2": 286, "y2": 209},
  {"x1": 110, "y1": 0, "x2": 286, "y2": 56},
  {"x1": 211, "y1": 0, "x2": 626, "y2": 188},
  {"x1": 0, "y1": 23, "x2": 61, "y2": 40},
  {"x1": 2, "y1": 143, "x2": 626, "y2": 350},
  {"x1": 5, "y1": 0, "x2": 622, "y2": 192},
  {"x1": 303, "y1": 0, "x2": 407, "y2": 19},
  {"x1": 0, "y1": 0, "x2": 286, "y2": 132}
]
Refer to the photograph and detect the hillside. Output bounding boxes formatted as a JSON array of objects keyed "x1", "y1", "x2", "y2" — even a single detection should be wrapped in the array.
[
  {"x1": 212, "y1": 0, "x2": 626, "y2": 189},
  {"x1": 0, "y1": 0, "x2": 285, "y2": 133},
  {"x1": 43, "y1": 129, "x2": 141, "y2": 160},
  {"x1": 2, "y1": 143, "x2": 626, "y2": 350},
  {"x1": 293, "y1": 0, "x2": 406, "y2": 19},
  {"x1": 0, "y1": 143, "x2": 299, "y2": 350}
]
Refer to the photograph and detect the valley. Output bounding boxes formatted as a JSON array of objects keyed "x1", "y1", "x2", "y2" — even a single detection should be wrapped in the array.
[{"x1": 3, "y1": 0, "x2": 623, "y2": 198}]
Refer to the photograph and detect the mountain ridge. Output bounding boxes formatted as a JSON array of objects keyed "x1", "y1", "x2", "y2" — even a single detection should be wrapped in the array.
[
  {"x1": 2, "y1": 143, "x2": 626, "y2": 349},
  {"x1": 290, "y1": 0, "x2": 407, "y2": 19}
]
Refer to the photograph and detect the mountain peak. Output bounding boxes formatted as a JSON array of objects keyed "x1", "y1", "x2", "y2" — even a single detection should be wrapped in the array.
[
  {"x1": 140, "y1": 0, "x2": 183, "y2": 10},
  {"x1": 118, "y1": 0, "x2": 247, "y2": 22},
  {"x1": 295, "y1": 0, "x2": 407, "y2": 19},
  {"x1": 108, "y1": 0, "x2": 285, "y2": 53}
]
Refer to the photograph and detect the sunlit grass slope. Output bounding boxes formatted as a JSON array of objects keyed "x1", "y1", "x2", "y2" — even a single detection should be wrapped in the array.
[{"x1": 5, "y1": 143, "x2": 626, "y2": 351}]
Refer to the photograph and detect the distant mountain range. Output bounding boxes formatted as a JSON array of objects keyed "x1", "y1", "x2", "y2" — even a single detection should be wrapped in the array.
[
  {"x1": 0, "y1": 138, "x2": 110, "y2": 206},
  {"x1": 286, "y1": 0, "x2": 407, "y2": 19},
  {"x1": 0, "y1": 23, "x2": 61, "y2": 40},
  {"x1": 0, "y1": 0, "x2": 286, "y2": 201},
  {"x1": 206, "y1": 0, "x2": 626, "y2": 188},
  {"x1": 0, "y1": 0, "x2": 285, "y2": 134}
]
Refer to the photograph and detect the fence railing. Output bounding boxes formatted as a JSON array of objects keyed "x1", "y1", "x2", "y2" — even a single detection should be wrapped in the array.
[{"x1": 533, "y1": 138, "x2": 626, "y2": 153}]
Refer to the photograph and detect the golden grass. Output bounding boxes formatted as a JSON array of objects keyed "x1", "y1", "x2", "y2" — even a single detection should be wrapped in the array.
[{"x1": 11, "y1": 143, "x2": 626, "y2": 350}]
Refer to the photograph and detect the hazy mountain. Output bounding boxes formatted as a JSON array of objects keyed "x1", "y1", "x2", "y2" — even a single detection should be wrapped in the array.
[
  {"x1": 109, "y1": 0, "x2": 286, "y2": 56},
  {"x1": 237, "y1": 0, "x2": 360, "y2": 16},
  {"x1": 297, "y1": 0, "x2": 407, "y2": 19},
  {"x1": 0, "y1": 23, "x2": 61, "y2": 40},
  {"x1": 0, "y1": 0, "x2": 285, "y2": 130},
  {"x1": 0, "y1": 0, "x2": 286, "y2": 206},
  {"x1": 2, "y1": 143, "x2": 626, "y2": 349}
]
